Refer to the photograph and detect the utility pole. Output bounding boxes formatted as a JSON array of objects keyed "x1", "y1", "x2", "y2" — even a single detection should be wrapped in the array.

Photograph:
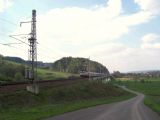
[
  {"x1": 25, "y1": 10, "x2": 39, "y2": 94},
  {"x1": 9, "y1": 10, "x2": 38, "y2": 94},
  {"x1": 88, "y1": 57, "x2": 91, "y2": 80},
  {"x1": 28, "y1": 9, "x2": 37, "y2": 83}
]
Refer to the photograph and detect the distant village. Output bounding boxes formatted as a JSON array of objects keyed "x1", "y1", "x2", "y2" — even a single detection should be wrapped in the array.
[{"x1": 112, "y1": 70, "x2": 160, "y2": 80}]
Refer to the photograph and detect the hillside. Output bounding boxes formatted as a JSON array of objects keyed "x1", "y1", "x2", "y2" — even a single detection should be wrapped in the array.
[
  {"x1": 52, "y1": 57, "x2": 110, "y2": 74},
  {"x1": 0, "y1": 55, "x2": 77, "y2": 84},
  {"x1": 4, "y1": 56, "x2": 25, "y2": 63},
  {"x1": 4, "y1": 56, "x2": 52, "y2": 69},
  {"x1": 0, "y1": 55, "x2": 25, "y2": 83},
  {"x1": 0, "y1": 55, "x2": 110, "y2": 83},
  {"x1": 4, "y1": 56, "x2": 110, "y2": 75}
]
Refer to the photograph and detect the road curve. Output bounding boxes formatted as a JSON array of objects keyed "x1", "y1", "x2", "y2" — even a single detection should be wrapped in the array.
[{"x1": 45, "y1": 87, "x2": 160, "y2": 120}]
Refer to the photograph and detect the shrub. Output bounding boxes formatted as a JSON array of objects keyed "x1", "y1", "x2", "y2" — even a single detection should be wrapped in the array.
[{"x1": 14, "y1": 72, "x2": 24, "y2": 81}]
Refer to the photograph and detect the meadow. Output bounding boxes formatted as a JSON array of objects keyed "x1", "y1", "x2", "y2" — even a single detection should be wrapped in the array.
[
  {"x1": 116, "y1": 77, "x2": 160, "y2": 115},
  {"x1": 37, "y1": 69, "x2": 78, "y2": 80}
]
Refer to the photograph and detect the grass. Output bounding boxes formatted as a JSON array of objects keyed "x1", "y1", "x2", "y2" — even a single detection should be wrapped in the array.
[
  {"x1": 0, "y1": 81, "x2": 134, "y2": 120},
  {"x1": 37, "y1": 69, "x2": 78, "y2": 80},
  {"x1": 115, "y1": 78, "x2": 160, "y2": 115},
  {"x1": 0, "y1": 59, "x2": 79, "y2": 83},
  {"x1": 0, "y1": 68, "x2": 79, "y2": 84},
  {"x1": 0, "y1": 95, "x2": 133, "y2": 120}
]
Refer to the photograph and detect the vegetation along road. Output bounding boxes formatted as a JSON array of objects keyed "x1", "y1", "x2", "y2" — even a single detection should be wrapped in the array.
[{"x1": 46, "y1": 87, "x2": 160, "y2": 120}]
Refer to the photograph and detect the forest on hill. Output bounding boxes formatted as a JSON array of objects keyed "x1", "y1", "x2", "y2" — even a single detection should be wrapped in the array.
[{"x1": 52, "y1": 57, "x2": 109, "y2": 74}]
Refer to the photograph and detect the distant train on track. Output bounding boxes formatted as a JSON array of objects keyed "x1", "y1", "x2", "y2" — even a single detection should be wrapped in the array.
[{"x1": 80, "y1": 71, "x2": 108, "y2": 78}]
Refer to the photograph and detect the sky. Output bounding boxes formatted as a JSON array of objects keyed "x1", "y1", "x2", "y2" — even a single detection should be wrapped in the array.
[{"x1": 0, "y1": 0, "x2": 160, "y2": 72}]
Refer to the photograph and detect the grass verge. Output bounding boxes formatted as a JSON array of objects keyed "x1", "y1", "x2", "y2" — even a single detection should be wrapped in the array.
[
  {"x1": 0, "y1": 81, "x2": 134, "y2": 120},
  {"x1": 0, "y1": 95, "x2": 133, "y2": 120}
]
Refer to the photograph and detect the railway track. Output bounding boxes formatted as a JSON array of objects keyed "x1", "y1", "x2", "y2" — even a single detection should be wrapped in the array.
[{"x1": 0, "y1": 78, "x2": 88, "y2": 94}]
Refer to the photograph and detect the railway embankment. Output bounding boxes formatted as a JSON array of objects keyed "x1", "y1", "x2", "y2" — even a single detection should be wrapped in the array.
[{"x1": 0, "y1": 80, "x2": 134, "y2": 120}]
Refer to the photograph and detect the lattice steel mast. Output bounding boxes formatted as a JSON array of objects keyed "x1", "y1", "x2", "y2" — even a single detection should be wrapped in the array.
[{"x1": 28, "y1": 9, "x2": 37, "y2": 83}]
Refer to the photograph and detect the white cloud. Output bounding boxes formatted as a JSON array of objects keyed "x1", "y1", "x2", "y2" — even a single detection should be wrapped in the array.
[
  {"x1": 134, "y1": 0, "x2": 160, "y2": 15},
  {"x1": 25, "y1": 0, "x2": 158, "y2": 61},
  {"x1": 110, "y1": 33, "x2": 160, "y2": 72},
  {"x1": 10, "y1": 0, "x2": 125, "y2": 61},
  {"x1": 78, "y1": 33, "x2": 160, "y2": 72},
  {"x1": 0, "y1": 43, "x2": 28, "y2": 60},
  {"x1": 2, "y1": 0, "x2": 160, "y2": 72},
  {"x1": 141, "y1": 33, "x2": 160, "y2": 49},
  {"x1": 35, "y1": 0, "x2": 160, "y2": 46},
  {"x1": 78, "y1": 43, "x2": 126, "y2": 58},
  {"x1": 0, "y1": 0, "x2": 13, "y2": 12},
  {"x1": 106, "y1": 0, "x2": 122, "y2": 17},
  {"x1": 142, "y1": 33, "x2": 160, "y2": 43}
]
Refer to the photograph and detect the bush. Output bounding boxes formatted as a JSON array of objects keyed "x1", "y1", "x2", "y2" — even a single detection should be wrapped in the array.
[
  {"x1": 140, "y1": 79, "x2": 145, "y2": 83},
  {"x1": 14, "y1": 72, "x2": 24, "y2": 81},
  {"x1": 0, "y1": 74, "x2": 12, "y2": 81}
]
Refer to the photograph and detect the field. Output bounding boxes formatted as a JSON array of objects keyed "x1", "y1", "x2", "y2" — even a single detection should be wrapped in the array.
[
  {"x1": 115, "y1": 77, "x2": 160, "y2": 115},
  {"x1": 0, "y1": 81, "x2": 134, "y2": 120},
  {"x1": 37, "y1": 69, "x2": 78, "y2": 80},
  {"x1": 0, "y1": 59, "x2": 79, "y2": 84}
]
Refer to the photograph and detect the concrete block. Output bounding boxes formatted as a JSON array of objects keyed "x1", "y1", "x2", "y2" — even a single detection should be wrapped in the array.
[{"x1": 26, "y1": 84, "x2": 39, "y2": 94}]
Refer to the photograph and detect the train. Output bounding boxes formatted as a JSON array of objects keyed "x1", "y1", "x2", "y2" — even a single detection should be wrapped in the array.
[{"x1": 80, "y1": 71, "x2": 108, "y2": 78}]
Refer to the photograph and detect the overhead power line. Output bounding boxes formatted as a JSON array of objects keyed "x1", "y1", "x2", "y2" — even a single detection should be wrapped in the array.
[
  {"x1": 10, "y1": 33, "x2": 31, "y2": 36},
  {"x1": 9, "y1": 35, "x2": 29, "y2": 46},
  {"x1": 0, "y1": 32, "x2": 9, "y2": 37},
  {"x1": 0, "y1": 15, "x2": 64, "y2": 63},
  {"x1": 1, "y1": 34, "x2": 63, "y2": 61},
  {"x1": 0, "y1": 42, "x2": 22, "y2": 45},
  {"x1": 0, "y1": 43, "x2": 16, "y2": 47},
  {"x1": 38, "y1": 44, "x2": 63, "y2": 58},
  {"x1": 0, "y1": 17, "x2": 18, "y2": 26}
]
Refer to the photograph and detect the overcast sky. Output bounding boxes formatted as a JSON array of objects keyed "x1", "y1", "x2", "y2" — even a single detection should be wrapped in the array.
[{"x1": 0, "y1": 0, "x2": 160, "y2": 72}]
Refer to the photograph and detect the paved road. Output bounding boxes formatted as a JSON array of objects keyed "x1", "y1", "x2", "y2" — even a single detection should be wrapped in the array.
[{"x1": 46, "y1": 87, "x2": 160, "y2": 120}]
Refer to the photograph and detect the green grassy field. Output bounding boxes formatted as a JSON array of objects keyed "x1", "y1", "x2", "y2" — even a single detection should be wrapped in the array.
[
  {"x1": 115, "y1": 78, "x2": 160, "y2": 115},
  {"x1": 37, "y1": 69, "x2": 78, "y2": 80},
  {"x1": 0, "y1": 59, "x2": 79, "y2": 84},
  {"x1": 0, "y1": 68, "x2": 79, "y2": 84},
  {"x1": 0, "y1": 81, "x2": 134, "y2": 120}
]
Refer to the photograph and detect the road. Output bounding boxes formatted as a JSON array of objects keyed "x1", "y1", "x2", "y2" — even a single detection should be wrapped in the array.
[{"x1": 45, "y1": 87, "x2": 160, "y2": 120}]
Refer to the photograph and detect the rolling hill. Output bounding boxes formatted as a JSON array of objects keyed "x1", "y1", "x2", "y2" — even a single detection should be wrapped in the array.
[
  {"x1": 0, "y1": 55, "x2": 77, "y2": 83},
  {"x1": 0, "y1": 55, "x2": 110, "y2": 83},
  {"x1": 4, "y1": 56, "x2": 110, "y2": 74},
  {"x1": 52, "y1": 57, "x2": 110, "y2": 74}
]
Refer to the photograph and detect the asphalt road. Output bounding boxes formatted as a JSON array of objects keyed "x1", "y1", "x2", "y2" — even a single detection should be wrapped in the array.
[{"x1": 45, "y1": 87, "x2": 160, "y2": 120}]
